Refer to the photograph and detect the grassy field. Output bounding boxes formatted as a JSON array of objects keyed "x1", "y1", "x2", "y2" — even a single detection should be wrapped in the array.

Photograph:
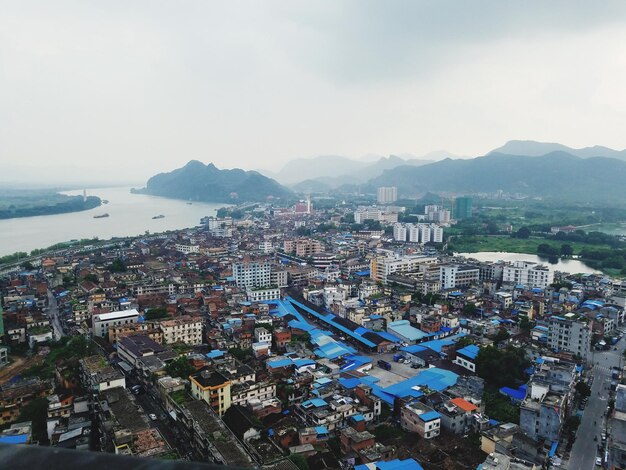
[{"x1": 448, "y1": 235, "x2": 612, "y2": 255}]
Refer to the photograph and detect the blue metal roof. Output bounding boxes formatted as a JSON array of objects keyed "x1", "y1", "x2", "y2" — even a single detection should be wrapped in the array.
[
  {"x1": 456, "y1": 345, "x2": 479, "y2": 360},
  {"x1": 0, "y1": 434, "x2": 29, "y2": 444},
  {"x1": 418, "y1": 411, "x2": 441, "y2": 422}
]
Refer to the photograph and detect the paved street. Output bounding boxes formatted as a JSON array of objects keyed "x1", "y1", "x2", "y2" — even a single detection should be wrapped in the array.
[
  {"x1": 569, "y1": 339, "x2": 623, "y2": 470},
  {"x1": 46, "y1": 289, "x2": 65, "y2": 339}
]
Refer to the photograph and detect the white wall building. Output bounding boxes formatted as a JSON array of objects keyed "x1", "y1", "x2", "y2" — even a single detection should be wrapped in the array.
[
  {"x1": 158, "y1": 316, "x2": 203, "y2": 345},
  {"x1": 247, "y1": 286, "x2": 281, "y2": 302},
  {"x1": 92, "y1": 309, "x2": 139, "y2": 338},
  {"x1": 377, "y1": 186, "x2": 398, "y2": 204},
  {"x1": 232, "y1": 262, "x2": 272, "y2": 288},
  {"x1": 502, "y1": 261, "x2": 554, "y2": 288}
]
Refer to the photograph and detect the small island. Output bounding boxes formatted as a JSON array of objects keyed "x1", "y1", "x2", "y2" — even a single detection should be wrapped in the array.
[{"x1": 0, "y1": 189, "x2": 102, "y2": 220}]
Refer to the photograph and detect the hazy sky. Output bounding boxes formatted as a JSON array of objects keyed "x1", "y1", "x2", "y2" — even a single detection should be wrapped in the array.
[{"x1": 3, "y1": 1, "x2": 626, "y2": 185}]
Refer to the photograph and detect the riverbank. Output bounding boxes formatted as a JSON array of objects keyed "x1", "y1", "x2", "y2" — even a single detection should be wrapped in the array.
[
  {"x1": 449, "y1": 235, "x2": 624, "y2": 276},
  {"x1": 0, "y1": 193, "x2": 101, "y2": 219},
  {"x1": 448, "y1": 235, "x2": 612, "y2": 256}
]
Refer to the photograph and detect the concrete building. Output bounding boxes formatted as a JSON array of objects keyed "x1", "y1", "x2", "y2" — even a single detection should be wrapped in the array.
[
  {"x1": 439, "y1": 265, "x2": 480, "y2": 290},
  {"x1": 547, "y1": 315, "x2": 591, "y2": 358},
  {"x1": 232, "y1": 262, "x2": 271, "y2": 288},
  {"x1": 454, "y1": 196, "x2": 473, "y2": 220},
  {"x1": 502, "y1": 261, "x2": 553, "y2": 289},
  {"x1": 80, "y1": 355, "x2": 126, "y2": 392},
  {"x1": 377, "y1": 186, "x2": 397, "y2": 204},
  {"x1": 92, "y1": 309, "x2": 139, "y2": 339},
  {"x1": 400, "y1": 401, "x2": 441, "y2": 439},
  {"x1": 370, "y1": 255, "x2": 437, "y2": 284},
  {"x1": 158, "y1": 316, "x2": 203, "y2": 345},
  {"x1": 189, "y1": 368, "x2": 232, "y2": 416},
  {"x1": 246, "y1": 286, "x2": 281, "y2": 302},
  {"x1": 519, "y1": 381, "x2": 566, "y2": 442}
]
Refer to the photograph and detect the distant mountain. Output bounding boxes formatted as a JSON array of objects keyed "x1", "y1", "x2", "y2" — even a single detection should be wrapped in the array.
[
  {"x1": 263, "y1": 153, "x2": 440, "y2": 187},
  {"x1": 489, "y1": 140, "x2": 626, "y2": 160},
  {"x1": 134, "y1": 161, "x2": 293, "y2": 203},
  {"x1": 369, "y1": 151, "x2": 626, "y2": 203}
]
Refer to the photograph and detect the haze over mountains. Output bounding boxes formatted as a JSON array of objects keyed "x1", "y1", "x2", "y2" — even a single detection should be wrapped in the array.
[{"x1": 133, "y1": 160, "x2": 292, "y2": 203}]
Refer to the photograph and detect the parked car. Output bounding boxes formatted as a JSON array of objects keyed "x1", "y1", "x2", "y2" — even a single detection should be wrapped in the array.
[
  {"x1": 149, "y1": 413, "x2": 157, "y2": 421},
  {"x1": 596, "y1": 456, "x2": 602, "y2": 466}
]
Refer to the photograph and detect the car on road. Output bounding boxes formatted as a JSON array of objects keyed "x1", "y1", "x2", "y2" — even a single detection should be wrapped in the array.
[
  {"x1": 596, "y1": 456, "x2": 603, "y2": 466},
  {"x1": 149, "y1": 413, "x2": 157, "y2": 421}
]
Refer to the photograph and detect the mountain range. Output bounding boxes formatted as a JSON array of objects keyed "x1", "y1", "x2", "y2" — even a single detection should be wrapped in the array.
[
  {"x1": 370, "y1": 150, "x2": 626, "y2": 203},
  {"x1": 134, "y1": 140, "x2": 626, "y2": 205},
  {"x1": 259, "y1": 153, "x2": 449, "y2": 187},
  {"x1": 133, "y1": 160, "x2": 293, "y2": 203}
]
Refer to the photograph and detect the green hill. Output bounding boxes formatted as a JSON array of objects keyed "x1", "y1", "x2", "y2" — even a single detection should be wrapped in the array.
[
  {"x1": 134, "y1": 161, "x2": 293, "y2": 203},
  {"x1": 369, "y1": 151, "x2": 626, "y2": 203}
]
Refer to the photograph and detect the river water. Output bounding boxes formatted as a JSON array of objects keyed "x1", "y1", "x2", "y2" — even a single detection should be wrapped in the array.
[
  {"x1": 456, "y1": 251, "x2": 601, "y2": 275},
  {"x1": 0, "y1": 187, "x2": 225, "y2": 256}
]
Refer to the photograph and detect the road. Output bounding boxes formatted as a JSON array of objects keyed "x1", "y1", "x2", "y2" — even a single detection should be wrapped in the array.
[
  {"x1": 568, "y1": 340, "x2": 623, "y2": 470},
  {"x1": 46, "y1": 289, "x2": 65, "y2": 339},
  {"x1": 129, "y1": 379, "x2": 193, "y2": 459}
]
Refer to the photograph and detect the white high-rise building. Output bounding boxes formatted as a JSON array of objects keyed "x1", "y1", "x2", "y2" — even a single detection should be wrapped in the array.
[
  {"x1": 377, "y1": 186, "x2": 398, "y2": 204},
  {"x1": 393, "y1": 223, "x2": 407, "y2": 242},
  {"x1": 232, "y1": 262, "x2": 272, "y2": 288},
  {"x1": 418, "y1": 224, "x2": 432, "y2": 243},
  {"x1": 408, "y1": 224, "x2": 420, "y2": 242},
  {"x1": 502, "y1": 261, "x2": 554, "y2": 288}
]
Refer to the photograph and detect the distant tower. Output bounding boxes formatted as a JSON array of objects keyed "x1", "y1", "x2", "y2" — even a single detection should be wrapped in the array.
[
  {"x1": 454, "y1": 196, "x2": 473, "y2": 220},
  {"x1": 306, "y1": 195, "x2": 312, "y2": 214},
  {"x1": 377, "y1": 186, "x2": 397, "y2": 204},
  {"x1": 83, "y1": 189, "x2": 87, "y2": 202}
]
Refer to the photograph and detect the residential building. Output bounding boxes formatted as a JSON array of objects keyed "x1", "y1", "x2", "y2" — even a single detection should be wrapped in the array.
[
  {"x1": 547, "y1": 315, "x2": 591, "y2": 358},
  {"x1": 189, "y1": 368, "x2": 232, "y2": 416},
  {"x1": 92, "y1": 309, "x2": 139, "y2": 339},
  {"x1": 247, "y1": 286, "x2": 281, "y2": 302},
  {"x1": 502, "y1": 261, "x2": 554, "y2": 289},
  {"x1": 158, "y1": 316, "x2": 203, "y2": 345},
  {"x1": 454, "y1": 196, "x2": 473, "y2": 219},
  {"x1": 453, "y1": 345, "x2": 479, "y2": 373},
  {"x1": 370, "y1": 255, "x2": 437, "y2": 284},
  {"x1": 377, "y1": 186, "x2": 397, "y2": 204},
  {"x1": 232, "y1": 262, "x2": 271, "y2": 288},
  {"x1": 80, "y1": 355, "x2": 126, "y2": 393},
  {"x1": 401, "y1": 401, "x2": 441, "y2": 439},
  {"x1": 439, "y1": 265, "x2": 480, "y2": 290}
]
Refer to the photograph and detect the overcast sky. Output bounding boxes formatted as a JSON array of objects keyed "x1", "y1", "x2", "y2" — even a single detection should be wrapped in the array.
[{"x1": 3, "y1": 1, "x2": 626, "y2": 185}]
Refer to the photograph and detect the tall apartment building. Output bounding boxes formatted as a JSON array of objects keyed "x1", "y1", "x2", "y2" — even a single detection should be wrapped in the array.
[
  {"x1": 392, "y1": 223, "x2": 443, "y2": 243},
  {"x1": 370, "y1": 255, "x2": 437, "y2": 284},
  {"x1": 283, "y1": 238, "x2": 324, "y2": 257},
  {"x1": 190, "y1": 368, "x2": 232, "y2": 416},
  {"x1": 439, "y1": 265, "x2": 480, "y2": 290},
  {"x1": 232, "y1": 262, "x2": 271, "y2": 288},
  {"x1": 354, "y1": 207, "x2": 399, "y2": 224},
  {"x1": 547, "y1": 315, "x2": 591, "y2": 358},
  {"x1": 393, "y1": 224, "x2": 407, "y2": 242},
  {"x1": 454, "y1": 197, "x2": 473, "y2": 220},
  {"x1": 502, "y1": 261, "x2": 553, "y2": 288},
  {"x1": 158, "y1": 316, "x2": 203, "y2": 345},
  {"x1": 377, "y1": 186, "x2": 397, "y2": 204}
]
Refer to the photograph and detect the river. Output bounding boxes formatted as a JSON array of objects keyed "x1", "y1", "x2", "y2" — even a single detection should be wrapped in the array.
[
  {"x1": 456, "y1": 251, "x2": 602, "y2": 275},
  {"x1": 0, "y1": 187, "x2": 226, "y2": 257}
]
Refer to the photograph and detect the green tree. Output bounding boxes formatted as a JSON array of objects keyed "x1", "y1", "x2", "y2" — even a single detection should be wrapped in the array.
[
  {"x1": 519, "y1": 316, "x2": 532, "y2": 332},
  {"x1": 463, "y1": 303, "x2": 477, "y2": 316},
  {"x1": 145, "y1": 307, "x2": 168, "y2": 320},
  {"x1": 289, "y1": 454, "x2": 309, "y2": 470},
  {"x1": 16, "y1": 397, "x2": 49, "y2": 444},
  {"x1": 560, "y1": 244, "x2": 574, "y2": 257},
  {"x1": 83, "y1": 273, "x2": 99, "y2": 284},
  {"x1": 165, "y1": 356, "x2": 195, "y2": 379},
  {"x1": 110, "y1": 258, "x2": 127, "y2": 272},
  {"x1": 575, "y1": 381, "x2": 591, "y2": 399},
  {"x1": 228, "y1": 347, "x2": 252, "y2": 360},
  {"x1": 476, "y1": 346, "x2": 529, "y2": 388},
  {"x1": 515, "y1": 227, "x2": 531, "y2": 239}
]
